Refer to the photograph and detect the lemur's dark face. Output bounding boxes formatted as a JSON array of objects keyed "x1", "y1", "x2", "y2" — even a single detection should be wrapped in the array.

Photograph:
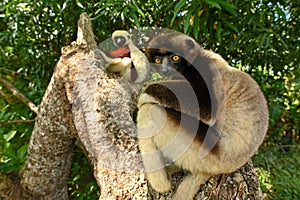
[
  {"x1": 146, "y1": 48, "x2": 191, "y2": 77},
  {"x1": 112, "y1": 30, "x2": 131, "y2": 47},
  {"x1": 145, "y1": 32, "x2": 196, "y2": 78}
]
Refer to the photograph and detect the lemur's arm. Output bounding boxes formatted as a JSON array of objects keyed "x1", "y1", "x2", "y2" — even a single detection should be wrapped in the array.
[
  {"x1": 96, "y1": 49, "x2": 132, "y2": 74},
  {"x1": 97, "y1": 50, "x2": 122, "y2": 66},
  {"x1": 137, "y1": 102, "x2": 171, "y2": 193}
]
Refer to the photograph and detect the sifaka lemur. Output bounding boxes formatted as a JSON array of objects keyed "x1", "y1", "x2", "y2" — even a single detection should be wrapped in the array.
[
  {"x1": 136, "y1": 31, "x2": 269, "y2": 200},
  {"x1": 97, "y1": 30, "x2": 150, "y2": 87}
]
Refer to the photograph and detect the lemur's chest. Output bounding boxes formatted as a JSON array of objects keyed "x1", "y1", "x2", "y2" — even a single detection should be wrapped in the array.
[{"x1": 152, "y1": 109, "x2": 206, "y2": 160}]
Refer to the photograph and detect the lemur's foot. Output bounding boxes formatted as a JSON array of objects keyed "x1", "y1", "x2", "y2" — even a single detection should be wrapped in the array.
[{"x1": 146, "y1": 170, "x2": 172, "y2": 193}]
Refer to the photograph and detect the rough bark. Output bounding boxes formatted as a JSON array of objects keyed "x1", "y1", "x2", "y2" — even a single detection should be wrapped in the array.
[
  {"x1": 0, "y1": 13, "x2": 263, "y2": 200},
  {"x1": 15, "y1": 26, "x2": 83, "y2": 199},
  {"x1": 63, "y1": 14, "x2": 148, "y2": 198},
  {"x1": 148, "y1": 161, "x2": 262, "y2": 200}
]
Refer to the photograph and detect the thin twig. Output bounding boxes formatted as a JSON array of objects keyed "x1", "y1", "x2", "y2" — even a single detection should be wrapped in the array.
[
  {"x1": 0, "y1": 118, "x2": 36, "y2": 126},
  {"x1": 276, "y1": 144, "x2": 300, "y2": 148},
  {"x1": 0, "y1": 75, "x2": 39, "y2": 114},
  {"x1": 0, "y1": 67, "x2": 21, "y2": 75}
]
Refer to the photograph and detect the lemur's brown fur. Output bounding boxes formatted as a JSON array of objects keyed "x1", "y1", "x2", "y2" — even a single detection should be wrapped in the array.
[{"x1": 137, "y1": 32, "x2": 268, "y2": 200}]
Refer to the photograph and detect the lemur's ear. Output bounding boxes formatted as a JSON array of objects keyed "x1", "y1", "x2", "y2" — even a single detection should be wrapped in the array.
[{"x1": 185, "y1": 39, "x2": 195, "y2": 49}]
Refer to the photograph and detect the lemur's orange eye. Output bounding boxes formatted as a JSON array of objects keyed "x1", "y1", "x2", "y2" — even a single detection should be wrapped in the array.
[
  {"x1": 154, "y1": 56, "x2": 162, "y2": 64},
  {"x1": 171, "y1": 55, "x2": 181, "y2": 62}
]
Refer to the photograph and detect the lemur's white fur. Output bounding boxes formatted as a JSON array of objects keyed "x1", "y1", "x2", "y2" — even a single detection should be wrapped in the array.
[
  {"x1": 98, "y1": 30, "x2": 150, "y2": 85},
  {"x1": 137, "y1": 32, "x2": 269, "y2": 200},
  {"x1": 97, "y1": 50, "x2": 132, "y2": 75},
  {"x1": 112, "y1": 30, "x2": 150, "y2": 84}
]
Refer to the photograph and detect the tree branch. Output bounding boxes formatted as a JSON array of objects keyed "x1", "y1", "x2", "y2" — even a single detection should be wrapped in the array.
[
  {"x1": 0, "y1": 75, "x2": 38, "y2": 114},
  {"x1": 0, "y1": 119, "x2": 36, "y2": 126}
]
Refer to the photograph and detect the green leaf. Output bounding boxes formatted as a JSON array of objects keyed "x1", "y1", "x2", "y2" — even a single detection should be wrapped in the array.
[
  {"x1": 2, "y1": 143, "x2": 17, "y2": 160},
  {"x1": 193, "y1": 11, "x2": 200, "y2": 40},
  {"x1": 184, "y1": 11, "x2": 193, "y2": 34},
  {"x1": 258, "y1": 33, "x2": 268, "y2": 49},
  {"x1": 269, "y1": 104, "x2": 283, "y2": 127},
  {"x1": 0, "y1": 159, "x2": 19, "y2": 173},
  {"x1": 199, "y1": 19, "x2": 209, "y2": 39},
  {"x1": 275, "y1": 33, "x2": 289, "y2": 50},
  {"x1": 265, "y1": 35, "x2": 271, "y2": 49},
  {"x1": 275, "y1": 6, "x2": 286, "y2": 19},
  {"x1": 202, "y1": 0, "x2": 221, "y2": 9},
  {"x1": 129, "y1": 10, "x2": 140, "y2": 28},
  {"x1": 132, "y1": 0, "x2": 145, "y2": 18},
  {"x1": 3, "y1": 130, "x2": 17, "y2": 142},
  {"x1": 76, "y1": 0, "x2": 85, "y2": 9},
  {"x1": 215, "y1": 0, "x2": 237, "y2": 15},
  {"x1": 294, "y1": 77, "x2": 300, "y2": 90},
  {"x1": 221, "y1": 20, "x2": 238, "y2": 33},
  {"x1": 171, "y1": 0, "x2": 187, "y2": 25},
  {"x1": 17, "y1": 144, "x2": 28, "y2": 161},
  {"x1": 121, "y1": 7, "x2": 129, "y2": 22}
]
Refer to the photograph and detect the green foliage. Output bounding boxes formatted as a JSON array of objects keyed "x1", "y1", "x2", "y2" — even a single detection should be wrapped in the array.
[
  {"x1": 0, "y1": 129, "x2": 29, "y2": 172},
  {"x1": 253, "y1": 146, "x2": 300, "y2": 199},
  {"x1": 68, "y1": 147, "x2": 100, "y2": 199},
  {"x1": 0, "y1": 0, "x2": 299, "y2": 197},
  {"x1": 0, "y1": 99, "x2": 33, "y2": 172}
]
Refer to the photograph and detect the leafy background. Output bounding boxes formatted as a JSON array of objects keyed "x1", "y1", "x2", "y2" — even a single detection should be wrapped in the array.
[{"x1": 0, "y1": 0, "x2": 299, "y2": 199}]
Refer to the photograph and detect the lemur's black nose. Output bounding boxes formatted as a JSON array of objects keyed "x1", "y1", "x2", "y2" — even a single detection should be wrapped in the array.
[{"x1": 114, "y1": 36, "x2": 126, "y2": 46}]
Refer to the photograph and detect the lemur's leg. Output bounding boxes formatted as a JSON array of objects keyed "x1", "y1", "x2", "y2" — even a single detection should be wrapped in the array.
[{"x1": 139, "y1": 138, "x2": 171, "y2": 192}]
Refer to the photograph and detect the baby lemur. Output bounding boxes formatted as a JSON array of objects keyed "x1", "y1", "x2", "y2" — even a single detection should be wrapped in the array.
[
  {"x1": 137, "y1": 31, "x2": 269, "y2": 200},
  {"x1": 98, "y1": 30, "x2": 150, "y2": 86}
]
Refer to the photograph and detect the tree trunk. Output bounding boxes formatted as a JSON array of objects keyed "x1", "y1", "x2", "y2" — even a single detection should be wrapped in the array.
[{"x1": 0, "y1": 13, "x2": 263, "y2": 200}]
